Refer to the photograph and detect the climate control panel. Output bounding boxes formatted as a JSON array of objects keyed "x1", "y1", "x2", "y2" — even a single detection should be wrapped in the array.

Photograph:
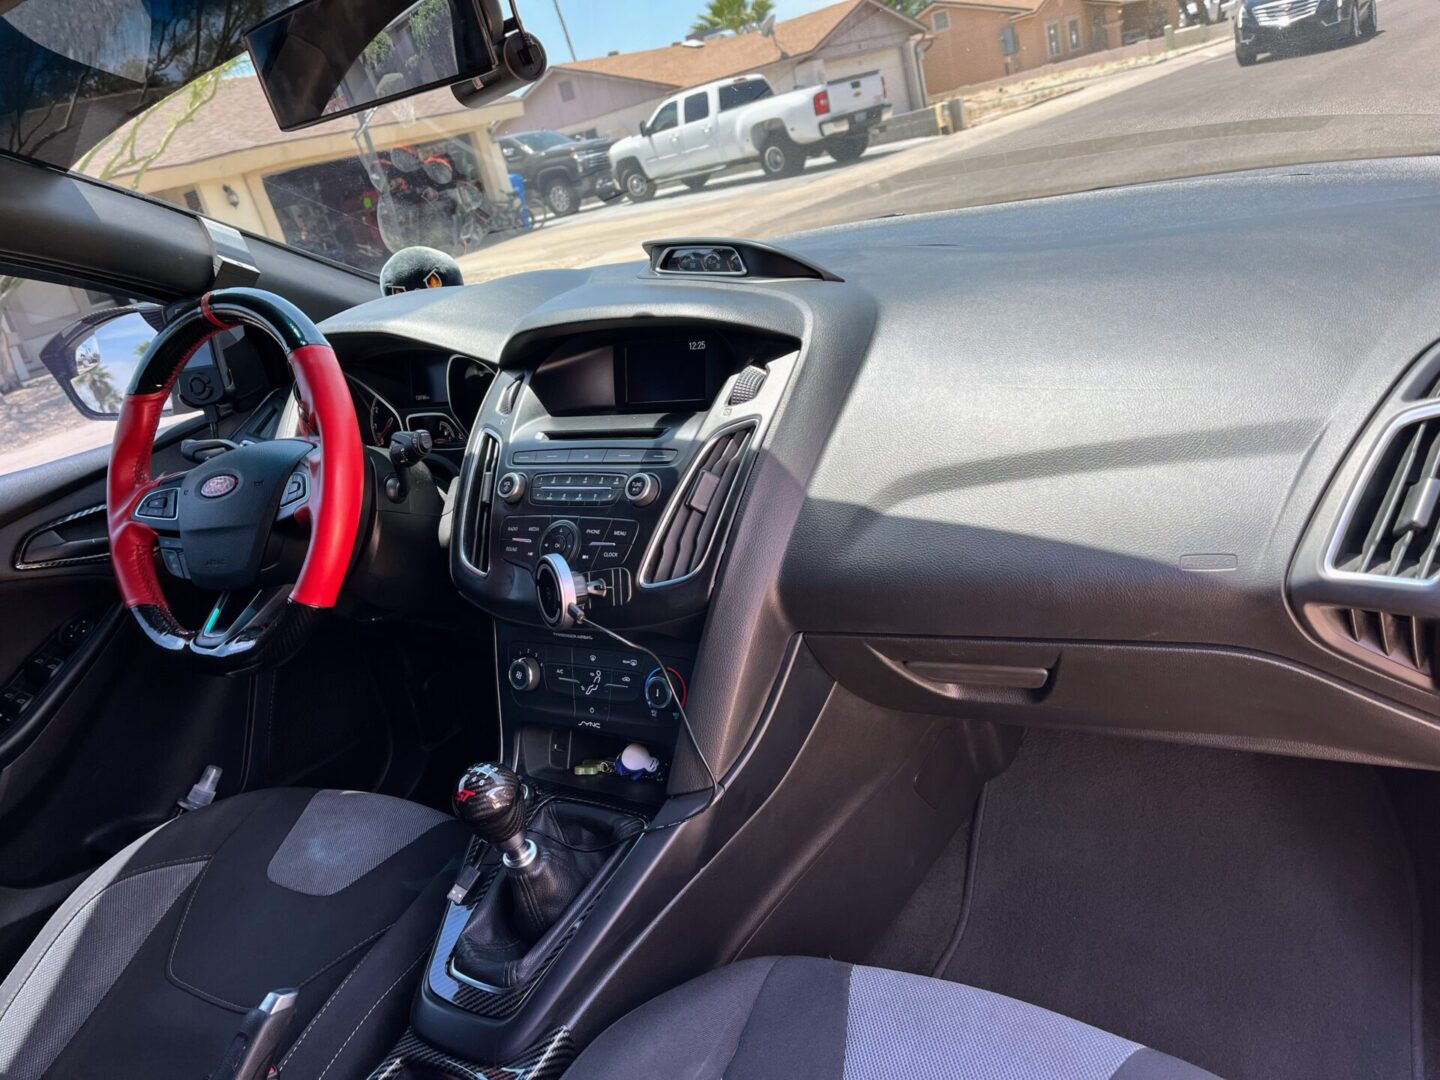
[{"x1": 497, "y1": 623, "x2": 693, "y2": 743}]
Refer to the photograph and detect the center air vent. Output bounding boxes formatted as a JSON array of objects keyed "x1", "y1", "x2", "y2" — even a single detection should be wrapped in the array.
[
  {"x1": 643, "y1": 425, "x2": 755, "y2": 585},
  {"x1": 1331, "y1": 408, "x2": 1440, "y2": 581}
]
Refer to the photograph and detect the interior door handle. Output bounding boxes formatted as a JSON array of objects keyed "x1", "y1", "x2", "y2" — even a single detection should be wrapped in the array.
[{"x1": 15, "y1": 504, "x2": 109, "y2": 569}]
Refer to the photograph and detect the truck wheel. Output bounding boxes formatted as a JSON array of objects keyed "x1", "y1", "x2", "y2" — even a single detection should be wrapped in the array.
[
  {"x1": 620, "y1": 166, "x2": 655, "y2": 203},
  {"x1": 1235, "y1": 41, "x2": 1258, "y2": 64},
  {"x1": 681, "y1": 175, "x2": 710, "y2": 191},
  {"x1": 1361, "y1": 0, "x2": 1377, "y2": 34},
  {"x1": 824, "y1": 131, "x2": 869, "y2": 164},
  {"x1": 760, "y1": 135, "x2": 804, "y2": 180},
  {"x1": 543, "y1": 178, "x2": 579, "y2": 216}
]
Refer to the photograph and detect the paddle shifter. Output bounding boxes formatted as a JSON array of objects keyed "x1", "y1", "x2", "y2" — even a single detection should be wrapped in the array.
[{"x1": 451, "y1": 762, "x2": 586, "y2": 944}]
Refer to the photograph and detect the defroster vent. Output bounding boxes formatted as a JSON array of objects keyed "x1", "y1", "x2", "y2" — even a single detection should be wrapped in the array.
[{"x1": 643, "y1": 426, "x2": 755, "y2": 585}]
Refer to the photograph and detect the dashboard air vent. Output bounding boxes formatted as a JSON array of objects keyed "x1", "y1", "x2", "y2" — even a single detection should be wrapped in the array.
[
  {"x1": 469, "y1": 433, "x2": 501, "y2": 574},
  {"x1": 1320, "y1": 606, "x2": 1436, "y2": 689},
  {"x1": 1333, "y1": 412, "x2": 1440, "y2": 581},
  {"x1": 645, "y1": 426, "x2": 755, "y2": 584}
]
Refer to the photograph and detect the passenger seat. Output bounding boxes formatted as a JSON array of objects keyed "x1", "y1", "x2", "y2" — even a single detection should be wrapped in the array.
[{"x1": 564, "y1": 956, "x2": 1219, "y2": 1079}]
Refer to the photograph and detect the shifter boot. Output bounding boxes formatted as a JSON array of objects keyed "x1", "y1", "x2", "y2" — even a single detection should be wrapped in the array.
[
  {"x1": 450, "y1": 799, "x2": 642, "y2": 988},
  {"x1": 508, "y1": 840, "x2": 586, "y2": 944}
]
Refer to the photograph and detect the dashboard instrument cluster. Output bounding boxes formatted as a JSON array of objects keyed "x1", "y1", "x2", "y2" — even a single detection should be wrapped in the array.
[{"x1": 341, "y1": 349, "x2": 492, "y2": 451}]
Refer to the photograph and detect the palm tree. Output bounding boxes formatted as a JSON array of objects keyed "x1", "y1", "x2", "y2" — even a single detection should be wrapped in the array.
[{"x1": 691, "y1": 0, "x2": 775, "y2": 34}]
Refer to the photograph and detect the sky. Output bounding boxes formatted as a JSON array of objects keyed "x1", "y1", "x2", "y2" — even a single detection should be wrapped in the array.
[{"x1": 515, "y1": 0, "x2": 848, "y2": 63}]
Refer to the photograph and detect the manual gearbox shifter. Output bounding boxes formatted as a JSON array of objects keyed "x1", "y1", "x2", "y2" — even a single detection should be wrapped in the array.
[
  {"x1": 452, "y1": 761, "x2": 535, "y2": 869},
  {"x1": 451, "y1": 762, "x2": 586, "y2": 943}
]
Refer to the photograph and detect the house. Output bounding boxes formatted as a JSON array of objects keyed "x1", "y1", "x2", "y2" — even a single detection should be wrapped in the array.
[
  {"x1": 89, "y1": 74, "x2": 522, "y2": 273},
  {"x1": 501, "y1": 0, "x2": 930, "y2": 142},
  {"x1": 918, "y1": 0, "x2": 1178, "y2": 94}
]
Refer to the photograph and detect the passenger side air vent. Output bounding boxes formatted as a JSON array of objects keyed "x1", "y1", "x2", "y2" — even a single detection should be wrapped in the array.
[
  {"x1": 643, "y1": 426, "x2": 755, "y2": 585},
  {"x1": 1316, "y1": 606, "x2": 1436, "y2": 689},
  {"x1": 1331, "y1": 411, "x2": 1440, "y2": 581},
  {"x1": 469, "y1": 433, "x2": 501, "y2": 574}
]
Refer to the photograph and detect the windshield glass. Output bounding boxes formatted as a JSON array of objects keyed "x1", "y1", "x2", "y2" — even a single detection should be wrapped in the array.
[{"x1": 2, "y1": 0, "x2": 1435, "y2": 283}]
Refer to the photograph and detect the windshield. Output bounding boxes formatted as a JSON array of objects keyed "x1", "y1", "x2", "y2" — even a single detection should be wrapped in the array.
[{"x1": 1, "y1": 0, "x2": 1434, "y2": 283}]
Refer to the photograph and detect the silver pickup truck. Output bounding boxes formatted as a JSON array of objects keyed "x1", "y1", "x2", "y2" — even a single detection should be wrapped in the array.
[{"x1": 608, "y1": 71, "x2": 890, "y2": 201}]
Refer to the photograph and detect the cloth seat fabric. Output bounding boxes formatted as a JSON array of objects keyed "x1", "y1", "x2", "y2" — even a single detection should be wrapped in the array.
[
  {"x1": 0, "y1": 787, "x2": 466, "y2": 1080},
  {"x1": 563, "y1": 956, "x2": 1223, "y2": 1080}
]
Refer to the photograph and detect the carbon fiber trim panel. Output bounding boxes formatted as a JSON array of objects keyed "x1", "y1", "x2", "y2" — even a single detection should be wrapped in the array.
[{"x1": 366, "y1": 1027, "x2": 575, "y2": 1080}]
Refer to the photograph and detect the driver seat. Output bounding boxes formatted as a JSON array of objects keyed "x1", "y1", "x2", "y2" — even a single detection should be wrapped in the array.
[{"x1": 0, "y1": 787, "x2": 465, "y2": 1079}]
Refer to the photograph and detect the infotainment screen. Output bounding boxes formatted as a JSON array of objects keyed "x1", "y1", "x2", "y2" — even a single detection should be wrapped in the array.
[{"x1": 620, "y1": 337, "x2": 714, "y2": 409}]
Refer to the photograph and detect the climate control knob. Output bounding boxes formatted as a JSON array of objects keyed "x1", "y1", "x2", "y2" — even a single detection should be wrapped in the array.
[
  {"x1": 644, "y1": 670, "x2": 674, "y2": 710},
  {"x1": 508, "y1": 657, "x2": 541, "y2": 692}
]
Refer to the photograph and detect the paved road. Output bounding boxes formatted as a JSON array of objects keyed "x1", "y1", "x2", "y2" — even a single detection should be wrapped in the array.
[{"x1": 459, "y1": 0, "x2": 1440, "y2": 281}]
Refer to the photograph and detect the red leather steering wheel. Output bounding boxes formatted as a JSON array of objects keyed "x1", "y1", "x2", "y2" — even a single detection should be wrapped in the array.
[{"x1": 106, "y1": 288, "x2": 364, "y2": 669}]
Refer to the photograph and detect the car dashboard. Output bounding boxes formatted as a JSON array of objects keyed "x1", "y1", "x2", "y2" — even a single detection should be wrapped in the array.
[{"x1": 313, "y1": 158, "x2": 1440, "y2": 805}]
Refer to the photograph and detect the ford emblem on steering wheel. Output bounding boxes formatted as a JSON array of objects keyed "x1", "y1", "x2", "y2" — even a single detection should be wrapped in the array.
[{"x1": 199, "y1": 473, "x2": 239, "y2": 498}]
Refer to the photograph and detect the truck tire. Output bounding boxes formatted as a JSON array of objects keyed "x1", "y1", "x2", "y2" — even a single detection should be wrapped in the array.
[
  {"x1": 1235, "y1": 40, "x2": 1258, "y2": 64},
  {"x1": 824, "y1": 131, "x2": 869, "y2": 164},
  {"x1": 543, "y1": 177, "x2": 579, "y2": 216},
  {"x1": 760, "y1": 134, "x2": 805, "y2": 180},
  {"x1": 681, "y1": 175, "x2": 710, "y2": 191},
  {"x1": 619, "y1": 165, "x2": 656, "y2": 203}
]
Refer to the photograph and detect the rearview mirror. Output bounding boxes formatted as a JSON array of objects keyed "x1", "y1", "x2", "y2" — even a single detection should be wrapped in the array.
[
  {"x1": 639, "y1": 120, "x2": 651, "y2": 137},
  {"x1": 246, "y1": 0, "x2": 546, "y2": 132}
]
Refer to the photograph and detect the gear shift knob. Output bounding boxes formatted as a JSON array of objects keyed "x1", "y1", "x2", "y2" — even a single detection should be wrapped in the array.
[{"x1": 452, "y1": 762, "x2": 534, "y2": 867}]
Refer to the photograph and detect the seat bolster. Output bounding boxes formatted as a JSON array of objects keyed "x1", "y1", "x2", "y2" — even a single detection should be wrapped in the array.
[
  {"x1": 563, "y1": 957, "x2": 781, "y2": 1080},
  {"x1": 0, "y1": 826, "x2": 205, "y2": 1080},
  {"x1": 1111, "y1": 1047, "x2": 1225, "y2": 1079}
]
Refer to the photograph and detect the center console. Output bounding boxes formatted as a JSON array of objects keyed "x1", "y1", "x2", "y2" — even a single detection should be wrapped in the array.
[{"x1": 405, "y1": 321, "x2": 797, "y2": 1069}]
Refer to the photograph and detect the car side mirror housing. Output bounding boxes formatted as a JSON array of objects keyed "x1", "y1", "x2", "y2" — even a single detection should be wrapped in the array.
[
  {"x1": 639, "y1": 120, "x2": 651, "y2": 137},
  {"x1": 39, "y1": 306, "x2": 228, "y2": 421}
]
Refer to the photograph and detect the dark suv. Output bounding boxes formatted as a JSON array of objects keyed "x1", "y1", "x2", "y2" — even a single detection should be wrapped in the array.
[
  {"x1": 496, "y1": 130, "x2": 618, "y2": 216},
  {"x1": 1235, "y1": 0, "x2": 1376, "y2": 63}
]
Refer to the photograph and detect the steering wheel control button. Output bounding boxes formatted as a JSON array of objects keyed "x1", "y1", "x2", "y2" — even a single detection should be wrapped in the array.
[
  {"x1": 158, "y1": 538, "x2": 189, "y2": 580},
  {"x1": 625, "y1": 473, "x2": 659, "y2": 507},
  {"x1": 496, "y1": 471, "x2": 525, "y2": 504},
  {"x1": 281, "y1": 472, "x2": 307, "y2": 506},
  {"x1": 136, "y1": 488, "x2": 179, "y2": 520},
  {"x1": 508, "y1": 656, "x2": 541, "y2": 692}
]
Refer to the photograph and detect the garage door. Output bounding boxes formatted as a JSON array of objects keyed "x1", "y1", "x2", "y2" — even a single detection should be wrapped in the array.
[{"x1": 823, "y1": 48, "x2": 914, "y2": 111}]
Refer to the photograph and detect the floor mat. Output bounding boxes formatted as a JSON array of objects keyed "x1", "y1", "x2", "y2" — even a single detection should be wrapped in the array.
[{"x1": 934, "y1": 730, "x2": 1421, "y2": 1080}]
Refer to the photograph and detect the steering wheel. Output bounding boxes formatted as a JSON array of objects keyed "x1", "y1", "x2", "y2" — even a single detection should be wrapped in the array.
[{"x1": 106, "y1": 288, "x2": 364, "y2": 670}]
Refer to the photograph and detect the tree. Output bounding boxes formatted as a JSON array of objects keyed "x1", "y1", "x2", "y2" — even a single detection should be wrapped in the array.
[
  {"x1": 691, "y1": 0, "x2": 775, "y2": 34},
  {"x1": 74, "y1": 56, "x2": 239, "y2": 191},
  {"x1": 879, "y1": 0, "x2": 929, "y2": 15}
]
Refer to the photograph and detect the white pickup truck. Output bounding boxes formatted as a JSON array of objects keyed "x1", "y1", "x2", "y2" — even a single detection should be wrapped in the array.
[{"x1": 608, "y1": 72, "x2": 890, "y2": 202}]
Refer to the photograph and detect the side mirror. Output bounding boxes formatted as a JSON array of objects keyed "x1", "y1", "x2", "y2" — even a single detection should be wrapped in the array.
[
  {"x1": 40, "y1": 308, "x2": 167, "y2": 420},
  {"x1": 639, "y1": 120, "x2": 651, "y2": 137}
]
